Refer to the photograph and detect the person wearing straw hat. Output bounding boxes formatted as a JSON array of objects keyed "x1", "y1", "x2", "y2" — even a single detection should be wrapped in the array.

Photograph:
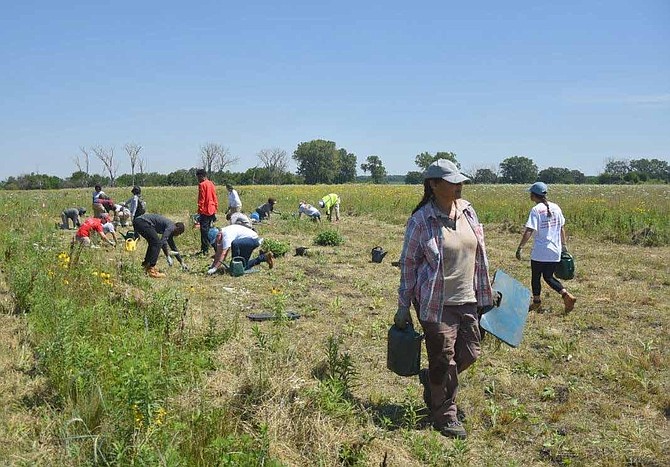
[
  {"x1": 394, "y1": 159, "x2": 495, "y2": 440},
  {"x1": 516, "y1": 182, "x2": 576, "y2": 312}
]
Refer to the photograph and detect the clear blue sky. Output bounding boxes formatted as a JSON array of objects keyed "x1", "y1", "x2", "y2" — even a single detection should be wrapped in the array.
[{"x1": 1, "y1": 0, "x2": 668, "y2": 180}]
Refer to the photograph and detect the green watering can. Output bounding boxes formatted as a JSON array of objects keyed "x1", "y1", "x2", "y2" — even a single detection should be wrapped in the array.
[{"x1": 229, "y1": 257, "x2": 246, "y2": 277}]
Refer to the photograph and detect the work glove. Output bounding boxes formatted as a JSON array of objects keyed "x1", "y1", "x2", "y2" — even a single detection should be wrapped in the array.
[
  {"x1": 207, "y1": 267, "x2": 218, "y2": 275},
  {"x1": 394, "y1": 307, "x2": 411, "y2": 330},
  {"x1": 515, "y1": 247, "x2": 522, "y2": 260},
  {"x1": 180, "y1": 263, "x2": 189, "y2": 271},
  {"x1": 166, "y1": 255, "x2": 174, "y2": 267}
]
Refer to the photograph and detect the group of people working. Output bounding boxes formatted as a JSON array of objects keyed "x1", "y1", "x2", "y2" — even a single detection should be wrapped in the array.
[
  {"x1": 394, "y1": 159, "x2": 577, "y2": 440},
  {"x1": 61, "y1": 169, "x2": 342, "y2": 279},
  {"x1": 59, "y1": 160, "x2": 577, "y2": 441}
]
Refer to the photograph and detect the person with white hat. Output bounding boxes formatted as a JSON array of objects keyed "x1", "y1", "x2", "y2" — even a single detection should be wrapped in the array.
[
  {"x1": 394, "y1": 159, "x2": 495, "y2": 440},
  {"x1": 516, "y1": 182, "x2": 576, "y2": 312}
]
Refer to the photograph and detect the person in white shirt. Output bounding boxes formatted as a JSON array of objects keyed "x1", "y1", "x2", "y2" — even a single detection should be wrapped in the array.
[
  {"x1": 225, "y1": 184, "x2": 242, "y2": 216},
  {"x1": 206, "y1": 225, "x2": 274, "y2": 274},
  {"x1": 227, "y1": 211, "x2": 254, "y2": 230},
  {"x1": 297, "y1": 201, "x2": 321, "y2": 222},
  {"x1": 516, "y1": 182, "x2": 576, "y2": 312}
]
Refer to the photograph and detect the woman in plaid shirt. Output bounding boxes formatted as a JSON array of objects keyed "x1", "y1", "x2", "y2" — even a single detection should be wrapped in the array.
[{"x1": 394, "y1": 159, "x2": 494, "y2": 440}]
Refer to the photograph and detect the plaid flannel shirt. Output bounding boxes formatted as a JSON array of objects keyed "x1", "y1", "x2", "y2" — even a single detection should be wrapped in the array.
[{"x1": 398, "y1": 200, "x2": 494, "y2": 323}]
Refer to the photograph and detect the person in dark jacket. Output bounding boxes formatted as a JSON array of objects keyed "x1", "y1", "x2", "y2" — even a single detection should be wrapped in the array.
[{"x1": 132, "y1": 213, "x2": 187, "y2": 278}]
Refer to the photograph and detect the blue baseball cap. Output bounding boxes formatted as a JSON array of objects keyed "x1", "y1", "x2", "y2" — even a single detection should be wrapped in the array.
[
  {"x1": 529, "y1": 182, "x2": 548, "y2": 196},
  {"x1": 207, "y1": 227, "x2": 219, "y2": 246}
]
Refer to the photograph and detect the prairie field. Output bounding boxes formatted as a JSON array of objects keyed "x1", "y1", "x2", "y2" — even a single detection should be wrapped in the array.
[{"x1": 0, "y1": 184, "x2": 668, "y2": 466}]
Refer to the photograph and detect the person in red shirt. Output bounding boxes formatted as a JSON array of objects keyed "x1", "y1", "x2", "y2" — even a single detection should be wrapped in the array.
[
  {"x1": 68, "y1": 214, "x2": 116, "y2": 265},
  {"x1": 196, "y1": 169, "x2": 219, "y2": 255}
]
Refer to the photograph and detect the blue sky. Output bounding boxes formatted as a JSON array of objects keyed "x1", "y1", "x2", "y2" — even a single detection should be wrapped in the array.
[{"x1": 1, "y1": 0, "x2": 668, "y2": 180}]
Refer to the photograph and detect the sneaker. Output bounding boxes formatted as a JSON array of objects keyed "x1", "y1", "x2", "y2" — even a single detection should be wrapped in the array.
[
  {"x1": 265, "y1": 251, "x2": 274, "y2": 269},
  {"x1": 146, "y1": 266, "x2": 166, "y2": 278},
  {"x1": 419, "y1": 369, "x2": 431, "y2": 410},
  {"x1": 434, "y1": 420, "x2": 467, "y2": 439},
  {"x1": 562, "y1": 292, "x2": 576, "y2": 313}
]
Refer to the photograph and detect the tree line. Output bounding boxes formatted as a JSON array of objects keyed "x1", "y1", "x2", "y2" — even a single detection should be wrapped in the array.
[{"x1": 1, "y1": 139, "x2": 667, "y2": 190}]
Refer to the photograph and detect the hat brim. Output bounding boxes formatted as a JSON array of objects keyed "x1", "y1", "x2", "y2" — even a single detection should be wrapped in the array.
[{"x1": 442, "y1": 173, "x2": 470, "y2": 183}]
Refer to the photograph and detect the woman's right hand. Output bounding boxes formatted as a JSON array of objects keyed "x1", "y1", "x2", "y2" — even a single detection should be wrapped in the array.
[{"x1": 394, "y1": 307, "x2": 411, "y2": 329}]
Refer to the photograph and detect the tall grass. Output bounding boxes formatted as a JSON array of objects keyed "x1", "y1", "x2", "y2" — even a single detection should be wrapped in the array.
[{"x1": 0, "y1": 184, "x2": 668, "y2": 465}]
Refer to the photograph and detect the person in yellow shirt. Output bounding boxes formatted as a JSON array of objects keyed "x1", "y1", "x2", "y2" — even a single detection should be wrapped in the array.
[{"x1": 318, "y1": 193, "x2": 340, "y2": 222}]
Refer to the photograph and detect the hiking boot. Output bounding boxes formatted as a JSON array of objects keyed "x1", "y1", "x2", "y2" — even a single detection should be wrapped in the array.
[
  {"x1": 562, "y1": 292, "x2": 576, "y2": 313},
  {"x1": 265, "y1": 251, "x2": 274, "y2": 269},
  {"x1": 434, "y1": 420, "x2": 467, "y2": 439},
  {"x1": 419, "y1": 369, "x2": 431, "y2": 410},
  {"x1": 146, "y1": 266, "x2": 166, "y2": 278},
  {"x1": 529, "y1": 300, "x2": 542, "y2": 312}
]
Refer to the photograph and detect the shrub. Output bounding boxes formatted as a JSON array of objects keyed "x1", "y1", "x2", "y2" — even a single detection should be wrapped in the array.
[
  {"x1": 314, "y1": 230, "x2": 344, "y2": 246},
  {"x1": 261, "y1": 238, "x2": 290, "y2": 257}
]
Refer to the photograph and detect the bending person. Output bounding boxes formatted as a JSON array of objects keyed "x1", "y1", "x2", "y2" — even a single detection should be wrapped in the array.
[{"x1": 206, "y1": 225, "x2": 274, "y2": 275}]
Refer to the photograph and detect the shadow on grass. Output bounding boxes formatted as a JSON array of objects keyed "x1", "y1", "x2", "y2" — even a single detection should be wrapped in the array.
[{"x1": 363, "y1": 401, "x2": 431, "y2": 431}]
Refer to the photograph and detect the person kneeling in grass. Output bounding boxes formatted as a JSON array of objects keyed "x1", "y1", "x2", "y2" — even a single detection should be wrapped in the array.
[{"x1": 206, "y1": 225, "x2": 274, "y2": 275}]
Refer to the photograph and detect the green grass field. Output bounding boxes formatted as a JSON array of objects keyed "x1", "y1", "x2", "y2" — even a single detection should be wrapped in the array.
[{"x1": 0, "y1": 184, "x2": 668, "y2": 466}]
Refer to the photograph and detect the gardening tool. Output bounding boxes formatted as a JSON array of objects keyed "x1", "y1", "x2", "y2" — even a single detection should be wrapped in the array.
[
  {"x1": 371, "y1": 246, "x2": 388, "y2": 263},
  {"x1": 387, "y1": 323, "x2": 423, "y2": 377},
  {"x1": 229, "y1": 256, "x2": 246, "y2": 277},
  {"x1": 120, "y1": 230, "x2": 137, "y2": 241},
  {"x1": 478, "y1": 269, "x2": 532, "y2": 347},
  {"x1": 124, "y1": 238, "x2": 137, "y2": 252},
  {"x1": 246, "y1": 311, "x2": 301, "y2": 322}
]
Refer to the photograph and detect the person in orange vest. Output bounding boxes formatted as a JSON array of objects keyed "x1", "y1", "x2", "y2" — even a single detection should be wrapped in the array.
[{"x1": 196, "y1": 169, "x2": 218, "y2": 255}]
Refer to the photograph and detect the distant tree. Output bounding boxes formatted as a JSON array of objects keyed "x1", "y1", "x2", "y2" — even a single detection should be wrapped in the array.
[
  {"x1": 570, "y1": 170, "x2": 587, "y2": 184},
  {"x1": 360, "y1": 155, "x2": 388, "y2": 184},
  {"x1": 538, "y1": 167, "x2": 577, "y2": 184},
  {"x1": 67, "y1": 171, "x2": 90, "y2": 188},
  {"x1": 472, "y1": 168, "x2": 498, "y2": 184},
  {"x1": 92, "y1": 146, "x2": 119, "y2": 186},
  {"x1": 499, "y1": 156, "x2": 538, "y2": 183},
  {"x1": 335, "y1": 148, "x2": 357, "y2": 183},
  {"x1": 292, "y1": 139, "x2": 339, "y2": 184},
  {"x1": 600, "y1": 158, "x2": 630, "y2": 184},
  {"x1": 630, "y1": 158, "x2": 670, "y2": 182},
  {"x1": 124, "y1": 143, "x2": 142, "y2": 186},
  {"x1": 137, "y1": 157, "x2": 147, "y2": 186},
  {"x1": 257, "y1": 147, "x2": 289, "y2": 184},
  {"x1": 199, "y1": 143, "x2": 237, "y2": 175},
  {"x1": 73, "y1": 147, "x2": 90, "y2": 187},
  {"x1": 166, "y1": 169, "x2": 193, "y2": 186},
  {"x1": 415, "y1": 151, "x2": 459, "y2": 170},
  {"x1": 405, "y1": 171, "x2": 423, "y2": 185}
]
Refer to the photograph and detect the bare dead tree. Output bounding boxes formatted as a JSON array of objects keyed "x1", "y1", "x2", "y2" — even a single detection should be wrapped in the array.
[
  {"x1": 124, "y1": 143, "x2": 143, "y2": 186},
  {"x1": 72, "y1": 147, "x2": 91, "y2": 187},
  {"x1": 199, "y1": 143, "x2": 238, "y2": 175},
  {"x1": 92, "y1": 145, "x2": 119, "y2": 186},
  {"x1": 257, "y1": 147, "x2": 288, "y2": 184},
  {"x1": 137, "y1": 157, "x2": 146, "y2": 185}
]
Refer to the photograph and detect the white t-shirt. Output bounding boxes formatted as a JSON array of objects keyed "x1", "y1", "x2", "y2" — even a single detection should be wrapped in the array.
[
  {"x1": 230, "y1": 212, "x2": 253, "y2": 229},
  {"x1": 219, "y1": 224, "x2": 259, "y2": 250},
  {"x1": 299, "y1": 203, "x2": 320, "y2": 217},
  {"x1": 525, "y1": 201, "x2": 565, "y2": 262},
  {"x1": 227, "y1": 189, "x2": 241, "y2": 208},
  {"x1": 102, "y1": 222, "x2": 116, "y2": 234}
]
